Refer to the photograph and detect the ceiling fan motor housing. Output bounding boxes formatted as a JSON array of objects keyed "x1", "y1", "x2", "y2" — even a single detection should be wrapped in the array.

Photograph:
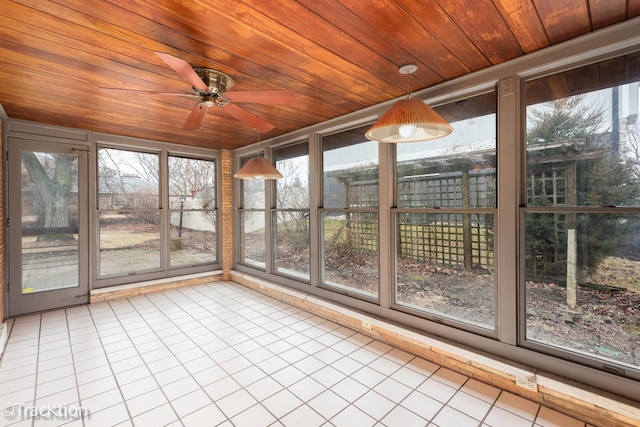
[
  {"x1": 193, "y1": 68, "x2": 234, "y2": 107},
  {"x1": 193, "y1": 68, "x2": 234, "y2": 93}
]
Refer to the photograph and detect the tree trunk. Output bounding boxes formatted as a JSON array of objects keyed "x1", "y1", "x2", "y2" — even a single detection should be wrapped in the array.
[{"x1": 21, "y1": 152, "x2": 76, "y2": 242}]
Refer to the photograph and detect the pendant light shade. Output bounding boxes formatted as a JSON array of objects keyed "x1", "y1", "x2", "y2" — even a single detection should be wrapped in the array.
[
  {"x1": 234, "y1": 157, "x2": 283, "y2": 180},
  {"x1": 365, "y1": 64, "x2": 452, "y2": 143},
  {"x1": 234, "y1": 130, "x2": 283, "y2": 180},
  {"x1": 365, "y1": 97, "x2": 452, "y2": 143}
]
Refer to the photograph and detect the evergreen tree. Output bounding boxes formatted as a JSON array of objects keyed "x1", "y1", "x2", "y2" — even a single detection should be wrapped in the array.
[
  {"x1": 527, "y1": 96, "x2": 604, "y2": 145},
  {"x1": 526, "y1": 94, "x2": 639, "y2": 280}
]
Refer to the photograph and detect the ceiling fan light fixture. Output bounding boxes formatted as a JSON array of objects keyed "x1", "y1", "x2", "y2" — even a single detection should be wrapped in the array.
[
  {"x1": 200, "y1": 95, "x2": 216, "y2": 107},
  {"x1": 365, "y1": 65, "x2": 452, "y2": 143},
  {"x1": 234, "y1": 157, "x2": 283, "y2": 180}
]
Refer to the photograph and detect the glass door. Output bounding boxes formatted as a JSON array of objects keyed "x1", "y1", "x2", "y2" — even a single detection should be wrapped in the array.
[{"x1": 8, "y1": 138, "x2": 88, "y2": 316}]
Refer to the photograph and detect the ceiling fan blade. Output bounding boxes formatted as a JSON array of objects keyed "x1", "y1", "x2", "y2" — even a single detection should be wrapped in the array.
[
  {"x1": 99, "y1": 87, "x2": 197, "y2": 97},
  {"x1": 223, "y1": 103, "x2": 275, "y2": 133},
  {"x1": 182, "y1": 104, "x2": 208, "y2": 130},
  {"x1": 155, "y1": 52, "x2": 209, "y2": 92},
  {"x1": 225, "y1": 90, "x2": 295, "y2": 105}
]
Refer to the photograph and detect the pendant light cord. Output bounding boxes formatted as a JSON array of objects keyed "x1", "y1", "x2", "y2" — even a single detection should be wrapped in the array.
[
  {"x1": 406, "y1": 72, "x2": 411, "y2": 99},
  {"x1": 255, "y1": 129, "x2": 262, "y2": 159}
]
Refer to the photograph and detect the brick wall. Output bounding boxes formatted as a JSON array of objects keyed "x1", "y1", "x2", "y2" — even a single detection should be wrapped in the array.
[{"x1": 221, "y1": 150, "x2": 233, "y2": 280}]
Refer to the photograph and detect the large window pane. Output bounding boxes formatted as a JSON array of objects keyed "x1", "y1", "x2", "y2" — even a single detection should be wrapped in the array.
[
  {"x1": 395, "y1": 91, "x2": 496, "y2": 329},
  {"x1": 395, "y1": 212, "x2": 494, "y2": 328},
  {"x1": 167, "y1": 156, "x2": 216, "y2": 208},
  {"x1": 99, "y1": 211, "x2": 160, "y2": 275},
  {"x1": 524, "y1": 52, "x2": 640, "y2": 371},
  {"x1": 241, "y1": 158, "x2": 266, "y2": 208},
  {"x1": 397, "y1": 92, "x2": 497, "y2": 208},
  {"x1": 276, "y1": 144, "x2": 309, "y2": 209},
  {"x1": 98, "y1": 148, "x2": 160, "y2": 277},
  {"x1": 98, "y1": 148, "x2": 159, "y2": 210},
  {"x1": 273, "y1": 211, "x2": 309, "y2": 280},
  {"x1": 321, "y1": 125, "x2": 379, "y2": 298},
  {"x1": 168, "y1": 156, "x2": 217, "y2": 267},
  {"x1": 238, "y1": 155, "x2": 266, "y2": 269},
  {"x1": 322, "y1": 212, "x2": 378, "y2": 298},
  {"x1": 525, "y1": 213, "x2": 640, "y2": 368},
  {"x1": 169, "y1": 210, "x2": 216, "y2": 267},
  {"x1": 240, "y1": 210, "x2": 265, "y2": 268},
  {"x1": 21, "y1": 152, "x2": 79, "y2": 293},
  {"x1": 274, "y1": 143, "x2": 310, "y2": 279},
  {"x1": 323, "y1": 136, "x2": 378, "y2": 208},
  {"x1": 526, "y1": 92, "x2": 640, "y2": 207}
]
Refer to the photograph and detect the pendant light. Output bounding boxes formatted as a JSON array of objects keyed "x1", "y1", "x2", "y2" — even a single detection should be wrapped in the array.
[
  {"x1": 365, "y1": 64, "x2": 452, "y2": 143},
  {"x1": 234, "y1": 132, "x2": 283, "y2": 180}
]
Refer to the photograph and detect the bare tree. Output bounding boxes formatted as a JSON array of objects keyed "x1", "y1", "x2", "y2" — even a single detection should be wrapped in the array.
[
  {"x1": 166, "y1": 156, "x2": 216, "y2": 209},
  {"x1": 97, "y1": 148, "x2": 128, "y2": 209},
  {"x1": 119, "y1": 152, "x2": 215, "y2": 206},
  {"x1": 124, "y1": 153, "x2": 217, "y2": 231},
  {"x1": 626, "y1": 123, "x2": 640, "y2": 179},
  {"x1": 21, "y1": 152, "x2": 77, "y2": 241},
  {"x1": 275, "y1": 157, "x2": 309, "y2": 251}
]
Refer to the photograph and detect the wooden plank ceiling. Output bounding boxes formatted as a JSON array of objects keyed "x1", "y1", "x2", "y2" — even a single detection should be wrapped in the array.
[{"x1": 0, "y1": 0, "x2": 638, "y2": 150}]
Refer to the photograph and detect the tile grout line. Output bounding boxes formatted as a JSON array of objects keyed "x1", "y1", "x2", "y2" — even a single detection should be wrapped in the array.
[
  {"x1": 29, "y1": 314, "x2": 42, "y2": 427},
  {"x1": 134, "y1": 289, "x2": 250, "y2": 420},
  {"x1": 83, "y1": 301, "x2": 136, "y2": 424},
  {"x1": 0, "y1": 281, "x2": 593, "y2": 427},
  {"x1": 193, "y1": 283, "x2": 431, "y2": 425},
  {"x1": 109, "y1": 295, "x2": 185, "y2": 425},
  {"x1": 176, "y1": 284, "x2": 307, "y2": 424},
  {"x1": 180, "y1": 283, "x2": 332, "y2": 425},
  {"x1": 64, "y1": 308, "x2": 88, "y2": 427}
]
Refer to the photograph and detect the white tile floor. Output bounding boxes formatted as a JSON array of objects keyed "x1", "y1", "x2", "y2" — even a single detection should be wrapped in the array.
[{"x1": 0, "y1": 281, "x2": 591, "y2": 427}]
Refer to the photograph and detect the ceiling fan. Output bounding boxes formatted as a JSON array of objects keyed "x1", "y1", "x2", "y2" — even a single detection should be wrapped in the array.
[{"x1": 101, "y1": 52, "x2": 295, "y2": 132}]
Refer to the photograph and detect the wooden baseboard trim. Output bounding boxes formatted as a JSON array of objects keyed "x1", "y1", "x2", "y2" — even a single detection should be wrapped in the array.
[{"x1": 90, "y1": 271, "x2": 223, "y2": 303}]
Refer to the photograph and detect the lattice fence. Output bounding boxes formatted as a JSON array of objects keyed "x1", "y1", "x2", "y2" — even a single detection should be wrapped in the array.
[
  {"x1": 397, "y1": 170, "x2": 495, "y2": 208},
  {"x1": 336, "y1": 170, "x2": 496, "y2": 271},
  {"x1": 397, "y1": 212, "x2": 494, "y2": 271},
  {"x1": 526, "y1": 164, "x2": 571, "y2": 275},
  {"x1": 340, "y1": 212, "x2": 378, "y2": 253},
  {"x1": 527, "y1": 167, "x2": 568, "y2": 206},
  {"x1": 347, "y1": 180, "x2": 379, "y2": 208}
]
